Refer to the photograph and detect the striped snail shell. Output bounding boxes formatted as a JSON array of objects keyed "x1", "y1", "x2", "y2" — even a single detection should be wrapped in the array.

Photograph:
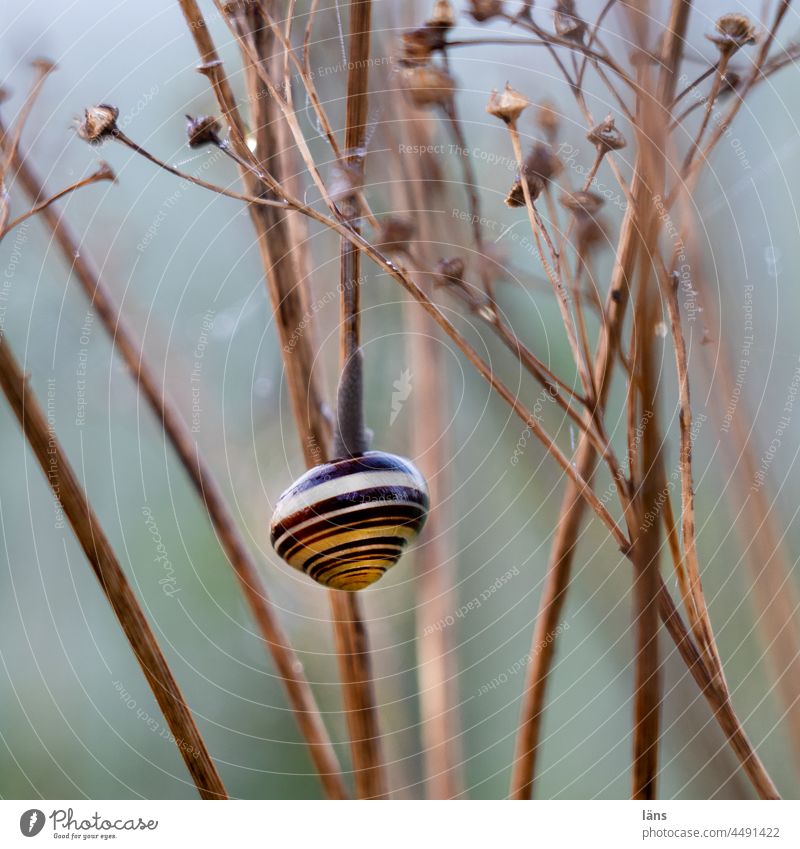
[{"x1": 270, "y1": 451, "x2": 429, "y2": 591}]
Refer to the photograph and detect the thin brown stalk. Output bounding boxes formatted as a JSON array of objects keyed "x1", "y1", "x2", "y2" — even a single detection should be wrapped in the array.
[
  {"x1": 2, "y1": 129, "x2": 348, "y2": 800},
  {"x1": 0, "y1": 334, "x2": 227, "y2": 800}
]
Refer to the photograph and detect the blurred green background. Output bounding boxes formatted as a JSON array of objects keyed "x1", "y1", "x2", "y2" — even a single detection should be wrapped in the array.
[{"x1": 1, "y1": 0, "x2": 799, "y2": 799}]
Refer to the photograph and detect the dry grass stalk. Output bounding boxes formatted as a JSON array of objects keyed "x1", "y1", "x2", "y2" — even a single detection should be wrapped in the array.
[
  {"x1": 0, "y1": 334, "x2": 227, "y2": 800},
  {"x1": 1, "y1": 127, "x2": 348, "y2": 799}
]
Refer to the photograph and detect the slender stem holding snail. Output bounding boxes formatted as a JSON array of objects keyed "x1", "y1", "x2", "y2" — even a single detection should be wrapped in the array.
[{"x1": 329, "y1": 0, "x2": 388, "y2": 801}]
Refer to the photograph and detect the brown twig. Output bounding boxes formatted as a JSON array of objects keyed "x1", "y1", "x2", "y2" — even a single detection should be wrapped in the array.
[{"x1": 0, "y1": 334, "x2": 227, "y2": 800}]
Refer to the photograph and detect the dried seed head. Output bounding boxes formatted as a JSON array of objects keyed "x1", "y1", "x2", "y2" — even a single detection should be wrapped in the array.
[
  {"x1": 721, "y1": 70, "x2": 742, "y2": 95},
  {"x1": 31, "y1": 58, "x2": 57, "y2": 76},
  {"x1": 486, "y1": 83, "x2": 529, "y2": 125},
  {"x1": 537, "y1": 100, "x2": 561, "y2": 144},
  {"x1": 560, "y1": 189, "x2": 604, "y2": 217},
  {"x1": 707, "y1": 14, "x2": 757, "y2": 53},
  {"x1": 435, "y1": 257, "x2": 466, "y2": 287},
  {"x1": 575, "y1": 215, "x2": 606, "y2": 252},
  {"x1": 426, "y1": 0, "x2": 456, "y2": 29},
  {"x1": 587, "y1": 114, "x2": 626, "y2": 153},
  {"x1": 554, "y1": 0, "x2": 587, "y2": 43},
  {"x1": 400, "y1": 27, "x2": 446, "y2": 66},
  {"x1": 505, "y1": 143, "x2": 561, "y2": 207},
  {"x1": 94, "y1": 161, "x2": 117, "y2": 183},
  {"x1": 376, "y1": 217, "x2": 414, "y2": 253},
  {"x1": 467, "y1": 0, "x2": 504, "y2": 23},
  {"x1": 185, "y1": 114, "x2": 222, "y2": 148},
  {"x1": 77, "y1": 104, "x2": 119, "y2": 145},
  {"x1": 400, "y1": 64, "x2": 455, "y2": 109}
]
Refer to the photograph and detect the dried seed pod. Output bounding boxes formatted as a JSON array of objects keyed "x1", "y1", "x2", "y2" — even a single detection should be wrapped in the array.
[
  {"x1": 400, "y1": 64, "x2": 455, "y2": 109},
  {"x1": 426, "y1": 0, "x2": 456, "y2": 29},
  {"x1": 560, "y1": 189, "x2": 604, "y2": 217},
  {"x1": 537, "y1": 100, "x2": 561, "y2": 145},
  {"x1": 77, "y1": 104, "x2": 119, "y2": 145},
  {"x1": 376, "y1": 217, "x2": 414, "y2": 253},
  {"x1": 575, "y1": 214, "x2": 607, "y2": 253},
  {"x1": 435, "y1": 256, "x2": 466, "y2": 287},
  {"x1": 587, "y1": 114, "x2": 626, "y2": 153},
  {"x1": 554, "y1": 0, "x2": 587, "y2": 43},
  {"x1": 505, "y1": 143, "x2": 562, "y2": 207},
  {"x1": 270, "y1": 452, "x2": 429, "y2": 591},
  {"x1": 400, "y1": 27, "x2": 446, "y2": 65},
  {"x1": 707, "y1": 13, "x2": 757, "y2": 53},
  {"x1": 468, "y1": 0, "x2": 504, "y2": 22},
  {"x1": 185, "y1": 114, "x2": 222, "y2": 148},
  {"x1": 486, "y1": 83, "x2": 529, "y2": 125}
]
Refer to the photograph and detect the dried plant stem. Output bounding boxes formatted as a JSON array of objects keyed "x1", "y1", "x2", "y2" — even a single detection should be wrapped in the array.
[
  {"x1": 177, "y1": 0, "x2": 330, "y2": 464},
  {"x1": 694, "y1": 272, "x2": 800, "y2": 774},
  {"x1": 393, "y1": 115, "x2": 464, "y2": 797},
  {"x1": 327, "y1": 0, "x2": 388, "y2": 800},
  {"x1": 0, "y1": 334, "x2": 227, "y2": 800},
  {"x1": 0, "y1": 163, "x2": 114, "y2": 238},
  {"x1": 657, "y1": 585, "x2": 780, "y2": 798},
  {"x1": 3, "y1": 132, "x2": 348, "y2": 800},
  {"x1": 629, "y1": 218, "x2": 664, "y2": 801},
  {"x1": 507, "y1": 124, "x2": 594, "y2": 402},
  {"x1": 511, "y1": 0, "x2": 689, "y2": 799}
]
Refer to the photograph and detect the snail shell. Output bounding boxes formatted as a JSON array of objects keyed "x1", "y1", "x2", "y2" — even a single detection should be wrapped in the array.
[{"x1": 270, "y1": 451, "x2": 429, "y2": 591}]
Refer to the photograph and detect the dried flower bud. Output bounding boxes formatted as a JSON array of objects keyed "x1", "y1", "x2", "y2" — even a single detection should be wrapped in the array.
[
  {"x1": 707, "y1": 14, "x2": 757, "y2": 53},
  {"x1": 537, "y1": 100, "x2": 561, "y2": 144},
  {"x1": 185, "y1": 114, "x2": 222, "y2": 148},
  {"x1": 435, "y1": 257, "x2": 466, "y2": 287},
  {"x1": 554, "y1": 0, "x2": 586, "y2": 43},
  {"x1": 486, "y1": 83, "x2": 529, "y2": 125},
  {"x1": 468, "y1": 0, "x2": 504, "y2": 22},
  {"x1": 560, "y1": 189, "x2": 604, "y2": 217},
  {"x1": 400, "y1": 64, "x2": 455, "y2": 109},
  {"x1": 426, "y1": 0, "x2": 456, "y2": 29},
  {"x1": 505, "y1": 143, "x2": 561, "y2": 207},
  {"x1": 587, "y1": 114, "x2": 626, "y2": 153},
  {"x1": 376, "y1": 217, "x2": 414, "y2": 253},
  {"x1": 77, "y1": 104, "x2": 119, "y2": 145}
]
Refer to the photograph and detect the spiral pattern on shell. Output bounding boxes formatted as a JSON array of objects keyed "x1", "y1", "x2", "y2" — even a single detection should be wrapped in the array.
[{"x1": 270, "y1": 451, "x2": 430, "y2": 591}]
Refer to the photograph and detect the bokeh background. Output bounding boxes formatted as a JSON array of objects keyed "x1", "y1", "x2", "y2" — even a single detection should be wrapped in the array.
[{"x1": 1, "y1": 0, "x2": 799, "y2": 799}]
